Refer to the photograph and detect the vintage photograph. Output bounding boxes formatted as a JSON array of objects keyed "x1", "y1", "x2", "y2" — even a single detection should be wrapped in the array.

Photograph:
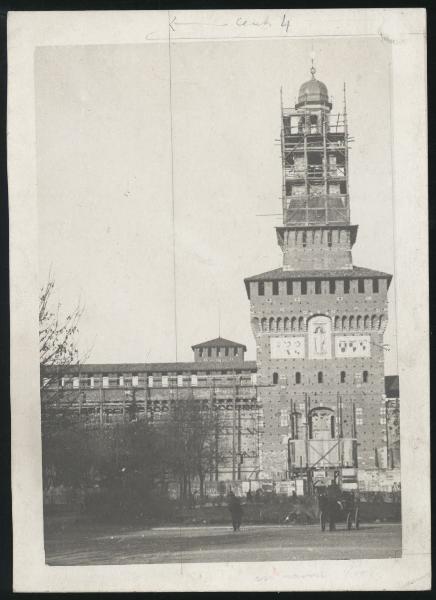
[
  {"x1": 36, "y1": 35, "x2": 402, "y2": 565},
  {"x1": 8, "y1": 9, "x2": 429, "y2": 591}
]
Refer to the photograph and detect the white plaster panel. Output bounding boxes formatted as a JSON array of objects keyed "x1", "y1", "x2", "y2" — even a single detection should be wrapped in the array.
[
  {"x1": 335, "y1": 335, "x2": 371, "y2": 357},
  {"x1": 270, "y1": 336, "x2": 305, "y2": 359}
]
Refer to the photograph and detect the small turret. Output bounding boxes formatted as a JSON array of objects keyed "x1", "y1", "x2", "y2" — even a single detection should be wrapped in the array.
[{"x1": 191, "y1": 337, "x2": 246, "y2": 363}]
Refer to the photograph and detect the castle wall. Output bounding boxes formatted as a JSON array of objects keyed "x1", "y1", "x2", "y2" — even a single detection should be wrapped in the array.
[
  {"x1": 248, "y1": 275, "x2": 390, "y2": 479},
  {"x1": 278, "y1": 226, "x2": 354, "y2": 271}
]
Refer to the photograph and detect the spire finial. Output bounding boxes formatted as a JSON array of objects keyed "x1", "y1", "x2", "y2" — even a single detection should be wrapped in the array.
[{"x1": 310, "y1": 49, "x2": 316, "y2": 79}]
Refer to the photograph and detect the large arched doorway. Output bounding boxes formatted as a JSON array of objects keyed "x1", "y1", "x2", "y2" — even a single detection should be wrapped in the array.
[{"x1": 308, "y1": 407, "x2": 335, "y2": 440}]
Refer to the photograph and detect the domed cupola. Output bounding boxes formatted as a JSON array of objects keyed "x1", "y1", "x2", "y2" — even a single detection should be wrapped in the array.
[{"x1": 295, "y1": 65, "x2": 332, "y2": 110}]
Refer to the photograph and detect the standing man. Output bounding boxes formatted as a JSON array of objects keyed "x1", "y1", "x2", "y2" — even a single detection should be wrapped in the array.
[
  {"x1": 327, "y1": 480, "x2": 341, "y2": 531},
  {"x1": 228, "y1": 491, "x2": 243, "y2": 531}
]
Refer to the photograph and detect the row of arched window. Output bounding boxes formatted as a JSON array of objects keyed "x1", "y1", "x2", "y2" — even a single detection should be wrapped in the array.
[
  {"x1": 334, "y1": 314, "x2": 386, "y2": 331},
  {"x1": 252, "y1": 314, "x2": 385, "y2": 333},
  {"x1": 272, "y1": 370, "x2": 369, "y2": 385},
  {"x1": 254, "y1": 316, "x2": 305, "y2": 332},
  {"x1": 199, "y1": 346, "x2": 239, "y2": 357}
]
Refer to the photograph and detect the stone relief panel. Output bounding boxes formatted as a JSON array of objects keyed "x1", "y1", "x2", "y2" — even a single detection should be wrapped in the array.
[
  {"x1": 270, "y1": 336, "x2": 305, "y2": 359},
  {"x1": 335, "y1": 335, "x2": 371, "y2": 357},
  {"x1": 308, "y1": 315, "x2": 332, "y2": 359}
]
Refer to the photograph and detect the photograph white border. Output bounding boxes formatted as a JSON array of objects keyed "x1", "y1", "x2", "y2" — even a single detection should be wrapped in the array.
[{"x1": 8, "y1": 8, "x2": 429, "y2": 591}]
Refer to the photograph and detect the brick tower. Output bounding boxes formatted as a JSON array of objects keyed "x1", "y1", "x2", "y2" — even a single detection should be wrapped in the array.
[{"x1": 245, "y1": 65, "x2": 392, "y2": 486}]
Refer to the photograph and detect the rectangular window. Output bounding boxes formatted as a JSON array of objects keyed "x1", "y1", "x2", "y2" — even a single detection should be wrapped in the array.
[
  {"x1": 191, "y1": 374, "x2": 198, "y2": 387},
  {"x1": 280, "y1": 409, "x2": 288, "y2": 427},
  {"x1": 148, "y1": 376, "x2": 153, "y2": 388},
  {"x1": 132, "y1": 375, "x2": 139, "y2": 387},
  {"x1": 291, "y1": 183, "x2": 305, "y2": 196},
  {"x1": 251, "y1": 373, "x2": 257, "y2": 385},
  {"x1": 327, "y1": 230, "x2": 333, "y2": 247},
  {"x1": 177, "y1": 375, "x2": 183, "y2": 387},
  {"x1": 344, "y1": 279, "x2": 350, "y2": 294},
  {"x1": 90, "y1": 377, "x2": 95, "y2": 388},
  {"x1": 373, "y1": 278, "x2": 379, "y2": 293},
  {"x1": 315, "y1": 280, "x2": 321, "y2": 294},
  {"x1": 358, "y1": 279, "x2": 364, "y2": 293},
  {"x1": 328, "y1": 183, "x2": 340, "y2": 194},
  {"x1": 119, "y1": 376, "x2": 124, "y2": 387},
  {"x1": 207, "y1": 348, "x2": 212, "y2": 357},
  {"x1": 301, "y1": 280, "x2": 307, "y2": 295},
  {"x1": 102, "y1": 376, "x2": 109, "y2": 388},
  {"x1": 225, "y1": 347, "x2": 229, "y2": 356},
  {"x1": 258, "y1": 281, "x2": 264, "y2": 296},
  {"x1": 287, "y1": 280, "x2": 293, "y2": 295},
  {"x1": 162, "y1": 376, "x2": 168, "y2": 387},
  {"x1": 329, "y1": 280, "x2": 335, "y2": 294},
  {"x1": 356, "y1": 418, "x2": 363, "y2": 426},
  {"x1": 272, "y1": 281, "x2": 279, "y2": 295},
  {"x1": 73, "y1": 377, "x2": 79, "y2": 389}
]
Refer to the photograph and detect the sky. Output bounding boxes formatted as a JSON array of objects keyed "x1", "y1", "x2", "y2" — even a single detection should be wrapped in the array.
[{"x1": 35, "y1": 37, "x2": 398, "y2": 373}]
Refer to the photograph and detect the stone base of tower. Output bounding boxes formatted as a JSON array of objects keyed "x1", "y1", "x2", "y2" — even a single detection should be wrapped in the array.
[{"x1": 277, "y1": 226, "x2": 358, "y2": 272}]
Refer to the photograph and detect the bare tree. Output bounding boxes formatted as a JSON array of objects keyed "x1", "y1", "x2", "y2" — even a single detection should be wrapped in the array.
[
  {"x1": 164, "y1": 395, "x2": 224, "y2": 500},
  {"x1": 39, "y1": 274, "x2": 86, "y2": 423},
  {"x1": 39, "y1": 275, "x2": 84, "y2": 369}
]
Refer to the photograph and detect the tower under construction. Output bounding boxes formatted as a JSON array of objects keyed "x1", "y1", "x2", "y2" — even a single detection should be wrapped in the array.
[{"x1": 245, "y1": 64, "x2": 393, "y2": 488}]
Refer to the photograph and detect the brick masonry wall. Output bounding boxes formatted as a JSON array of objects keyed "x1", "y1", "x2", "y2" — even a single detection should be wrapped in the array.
[
  {"x1": 278, "y1": 226, "x2": 354, "y2": 271},
  {"x1": 249, "y1": 275, "x2": 390, "y2": 478}
]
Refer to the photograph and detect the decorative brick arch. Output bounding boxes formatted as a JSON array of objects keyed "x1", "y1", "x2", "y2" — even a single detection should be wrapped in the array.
[{"x1": 308, "y1": 406, "x2": 335, "y2": 440}]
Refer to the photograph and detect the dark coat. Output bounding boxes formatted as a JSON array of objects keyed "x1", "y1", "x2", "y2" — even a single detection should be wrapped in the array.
[{"x1": 228, "y1": 497, "x2": 243, "y2": 517}]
